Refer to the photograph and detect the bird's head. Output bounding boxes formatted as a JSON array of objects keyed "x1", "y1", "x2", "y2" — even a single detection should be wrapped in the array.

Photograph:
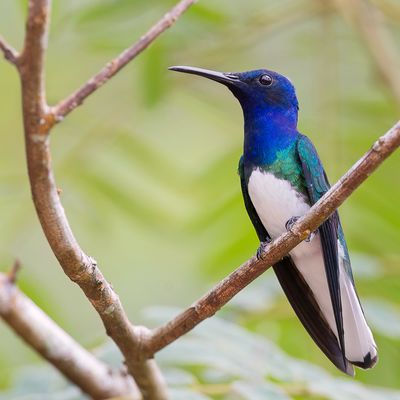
[{"x1": 169, "y1": 66, "x2": 299, "y2": 118}]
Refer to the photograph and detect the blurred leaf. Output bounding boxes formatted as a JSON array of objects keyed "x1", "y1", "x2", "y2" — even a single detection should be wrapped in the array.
[
  {"x1": 231, "y1": 380, "x2": 291, "y2": 400},
  {"x1": 164, "y1": 368, "x2": 197, "y2": 386},
  {"x1": 139, "y1": 43, "x2": 167, "y2": 107},
  {"x1": 349, "y1": 252, "x2": 383, "y2": 279},
  {"x1": 187, "y1": 3, "x2": 228, "y2": 25},
  {"x1": 0, "y1": 366, "x2": 83, "y2": 400},
  {"x1": 74, "y1": 0, "x2": 142, "y2": 25},
  {"x1": 363, "y1": 299, "x2": 400, "y2": 339},
  {"x1": 167, "y1": 388, "x2": 211, "y2": 400},
  {"x1": 228, "y1": 275, "x2": 282, "y2": 312}
]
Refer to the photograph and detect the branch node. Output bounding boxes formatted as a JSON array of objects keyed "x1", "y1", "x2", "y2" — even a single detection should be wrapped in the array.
[
  {"x1": 134, "y1": 325, "x2": 153, "y2": 345},
  {"x1": 0, "y1": 35, "x2": 19, "y2": 66},
  {"x1": 372, "y1": 136, "x2": 385, "y2": 152},
  {"x1": 8, "y1": 259, "x2": 22, "y2": 285}
]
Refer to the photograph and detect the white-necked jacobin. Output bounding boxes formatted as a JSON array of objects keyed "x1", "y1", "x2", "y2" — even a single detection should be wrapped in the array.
[{"x1": 170, "y1": 66, "x2": 377, "y2": 375}]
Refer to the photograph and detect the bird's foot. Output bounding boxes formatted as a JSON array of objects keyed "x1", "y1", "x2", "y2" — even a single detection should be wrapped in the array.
[
  {"x1": 256, "y1": 238, "x2": 272, "y2": 260},
  {"x1": 305, "y1": 230, "x2": 316, "y2": 243},
  {"x1": 285, "y1": 216, "x2": 300, "y2": 232},
  {"x1": 285, "y1": 216, "x2": 316, "y2": 242}
]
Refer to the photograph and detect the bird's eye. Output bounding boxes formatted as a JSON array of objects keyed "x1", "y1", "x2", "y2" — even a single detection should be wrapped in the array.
[{"x1": 259, "y1": 74, "x2": 273, "y2": 86}]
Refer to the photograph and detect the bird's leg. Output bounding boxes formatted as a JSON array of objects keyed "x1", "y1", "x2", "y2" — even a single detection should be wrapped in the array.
[
  {"x1": 256, "y1": 237, "x2": 272, "y2": 260},
  {"x1": 285, "y1": 216, "x2": 316, "y2": 242}
]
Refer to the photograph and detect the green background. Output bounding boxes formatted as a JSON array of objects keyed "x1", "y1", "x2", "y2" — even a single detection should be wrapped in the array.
[{"x1": 0, "y1": 0, "x2": 399, "y2": 398}]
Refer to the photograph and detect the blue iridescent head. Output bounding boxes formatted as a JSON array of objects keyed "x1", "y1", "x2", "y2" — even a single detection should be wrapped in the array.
[{"x1": 169, "y1": 66, "x2": 299, "y2": 128}]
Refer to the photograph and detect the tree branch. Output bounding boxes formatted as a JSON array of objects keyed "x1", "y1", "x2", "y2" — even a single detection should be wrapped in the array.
[
  {"x1": 0, "y1": 35, "x2": 19, "y2": 65},
  {"x1": 51, "y1": 0, "x2": 196, "y2": 122},
  {"x1": 0, "y1": 265, "x2": 138, "y2": 400},
  {"x1": 17, "y1": 0, "x2": 198, "y2": 398},
  {"x1": 144, "y1": 121, "x2": 400, "y2": 356},
  {"x1": 19, "y1": 0, "x2": 50, "y2": 121}
]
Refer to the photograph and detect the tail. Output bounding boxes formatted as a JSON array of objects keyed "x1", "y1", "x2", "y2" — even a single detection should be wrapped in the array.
[
  {"x1": 274, "y1": 246, "x2": 377, "y2": 374},
  {"x1": 338, "y1": 242, "x2": 378, "y2": 369}
]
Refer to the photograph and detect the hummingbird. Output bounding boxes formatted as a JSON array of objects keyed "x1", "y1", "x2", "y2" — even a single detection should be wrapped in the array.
[{"x1": 169, "y1": 66, "x2": 377, "y2": 375}]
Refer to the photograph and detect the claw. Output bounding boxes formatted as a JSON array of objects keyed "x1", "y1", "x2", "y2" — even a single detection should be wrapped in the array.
[
  {"x1": 285, "y1": 216, "x2": 316, "y2": 242},
  {"x1": 285, "y1": 216, "x2": 300, "y2": 232},
  {"x1": 305, "y1": 230, "x2": 316, "y2": 242},
  {"x1": 257, "y1": 238, "x2": 272, "y2": 260}
]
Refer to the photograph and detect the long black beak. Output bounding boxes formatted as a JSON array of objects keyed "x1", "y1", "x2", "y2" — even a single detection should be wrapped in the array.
[{"x1": 169, "y1": 66, "x2": 240, "y2": 87}]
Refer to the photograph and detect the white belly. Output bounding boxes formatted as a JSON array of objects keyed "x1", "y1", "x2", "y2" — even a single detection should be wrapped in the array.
[
  {"x1": 247, "y1": 168, "x2": 310, "y2": 238},
  {"x1": 247, "y1": 168, "x2": 377, "y2": 363},
  {"x1": 247, "y1": 169, "x2": 337, "y2": 334}
]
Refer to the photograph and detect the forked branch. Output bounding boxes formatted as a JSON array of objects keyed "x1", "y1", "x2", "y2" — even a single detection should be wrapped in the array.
[
  {"x1": 51, "y1": 0, "x2": 197, "y2": 122},
  {"x1": 14, "y1": 0, "x2": 195, "y2": 399},
  {"x1": 0, "y1": 264, "x2": 138, "y2": 399},
  {"x1": 0, "y1": 35, "x2": 19, "y2": 64}
]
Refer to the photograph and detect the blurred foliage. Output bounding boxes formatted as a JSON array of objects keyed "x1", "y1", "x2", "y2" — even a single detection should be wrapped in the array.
[
  {"x1": 0, "y1": 0, "x2": 399, "y2": 398},
  {"x1": 2, "y1": 307, "x2": 400, "y2": 399}
]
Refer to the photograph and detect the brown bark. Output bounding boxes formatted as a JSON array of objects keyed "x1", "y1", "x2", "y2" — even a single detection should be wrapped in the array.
[
  {"x1": 11, "y1": 0, "x2": 195, "y2": 399},
  {"x1": 0, "y1": 268, "x2": 138, "y2": 399}
]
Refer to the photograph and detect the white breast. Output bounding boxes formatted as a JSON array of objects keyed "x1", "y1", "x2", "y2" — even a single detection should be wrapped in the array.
[
  {"x1": 247, "y1": 168, "x2": 377, "y2": 364},
  {"x1": 247, "y1": 168, "x2": 310, "y2": 238},
  {"x1": 248, "y1": 168, "x2": 336, "y2": 333}
]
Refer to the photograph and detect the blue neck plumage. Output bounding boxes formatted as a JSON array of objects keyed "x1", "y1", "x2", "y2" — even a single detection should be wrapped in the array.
[{"x1": 242, "y1": 104, "x2": 299, "y2": 166}]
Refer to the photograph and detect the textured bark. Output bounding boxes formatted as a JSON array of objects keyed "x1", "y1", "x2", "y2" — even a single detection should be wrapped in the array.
[
  {"x1": 0, "y1": 35, "x2": 18, "y2": 64},
  {"x1": 10, "y1": 0, "x2": 195, "y2": 399},
  {"x1": 0, "y1": 270, "x2": 138, "y2": 399}
]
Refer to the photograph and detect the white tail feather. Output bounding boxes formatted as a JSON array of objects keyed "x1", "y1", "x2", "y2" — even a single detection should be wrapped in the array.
[{"x1": 338, "y1": 244, "x2": 377, "y2": 364}]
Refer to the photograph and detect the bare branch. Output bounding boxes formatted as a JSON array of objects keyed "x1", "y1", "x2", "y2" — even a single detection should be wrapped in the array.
[
  {"x1": 19, "y1": 0, "x2": 51, "y2": 122},
  {"x1": 0, "y1": 35, "x2": 19, "y2": 65},
  {"x1": 145, "y1": 121, "x2": 400, "y2": 356},
  {"x1": 0, "y1": 271, "x2": 138, "y2": 399},
  {"x1": 7, "y1": 259, "x2": 21, "y2": 284},
  {"x1": 51, "y1": 0, "x2": 196, "y2": 122},
  {"x1": 332, "y1": 0, "x2": 400, "y2": 104},
  {"x1": 17, "y1": 1, "x2": 200, "y2": 398}
]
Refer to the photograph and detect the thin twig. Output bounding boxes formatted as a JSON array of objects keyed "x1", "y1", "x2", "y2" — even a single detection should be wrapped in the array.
[
  {"x1": 51, "y1": 0, "x2": 197, "y2": 122},
  {"x1": 144, "y1": 121, "x2": 400, "y2": 356},
  {"x1": 0, "y1": 35, "x2": 19, "y2": 65},
  {"x1": 0, "y1": 272, "x2": 138, "y2": 399},
  {"x1": 7, "y1": 259, "x2": 21, "y2": 284}
]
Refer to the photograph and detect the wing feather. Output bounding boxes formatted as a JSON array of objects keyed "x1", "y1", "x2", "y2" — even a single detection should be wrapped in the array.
[{"x1": 297, "y1": 135, "x2": 346, "y2": 366}]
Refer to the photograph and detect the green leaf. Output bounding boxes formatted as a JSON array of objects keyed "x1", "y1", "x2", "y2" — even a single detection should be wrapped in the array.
[
  {"x1": 363, "y1": 299, "x2": 400, "y2": 339},
  {"x1": 231, "y1": 380, "x2": 291, "y2": 400}
]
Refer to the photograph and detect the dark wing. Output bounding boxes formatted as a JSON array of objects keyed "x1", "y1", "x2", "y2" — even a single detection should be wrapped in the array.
[
  {"x1": 238, "y1": 156, "x2": 353, "y2": 375},
  {"x1": 238, "y1": 156, "x2": 270, "y2": 242},
  {"x1": 273, "y1": 258, "x2": 353, "y2": 374},
  {"x1": 297, "y1": 134, "x2": 350, "y2": 372}
]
